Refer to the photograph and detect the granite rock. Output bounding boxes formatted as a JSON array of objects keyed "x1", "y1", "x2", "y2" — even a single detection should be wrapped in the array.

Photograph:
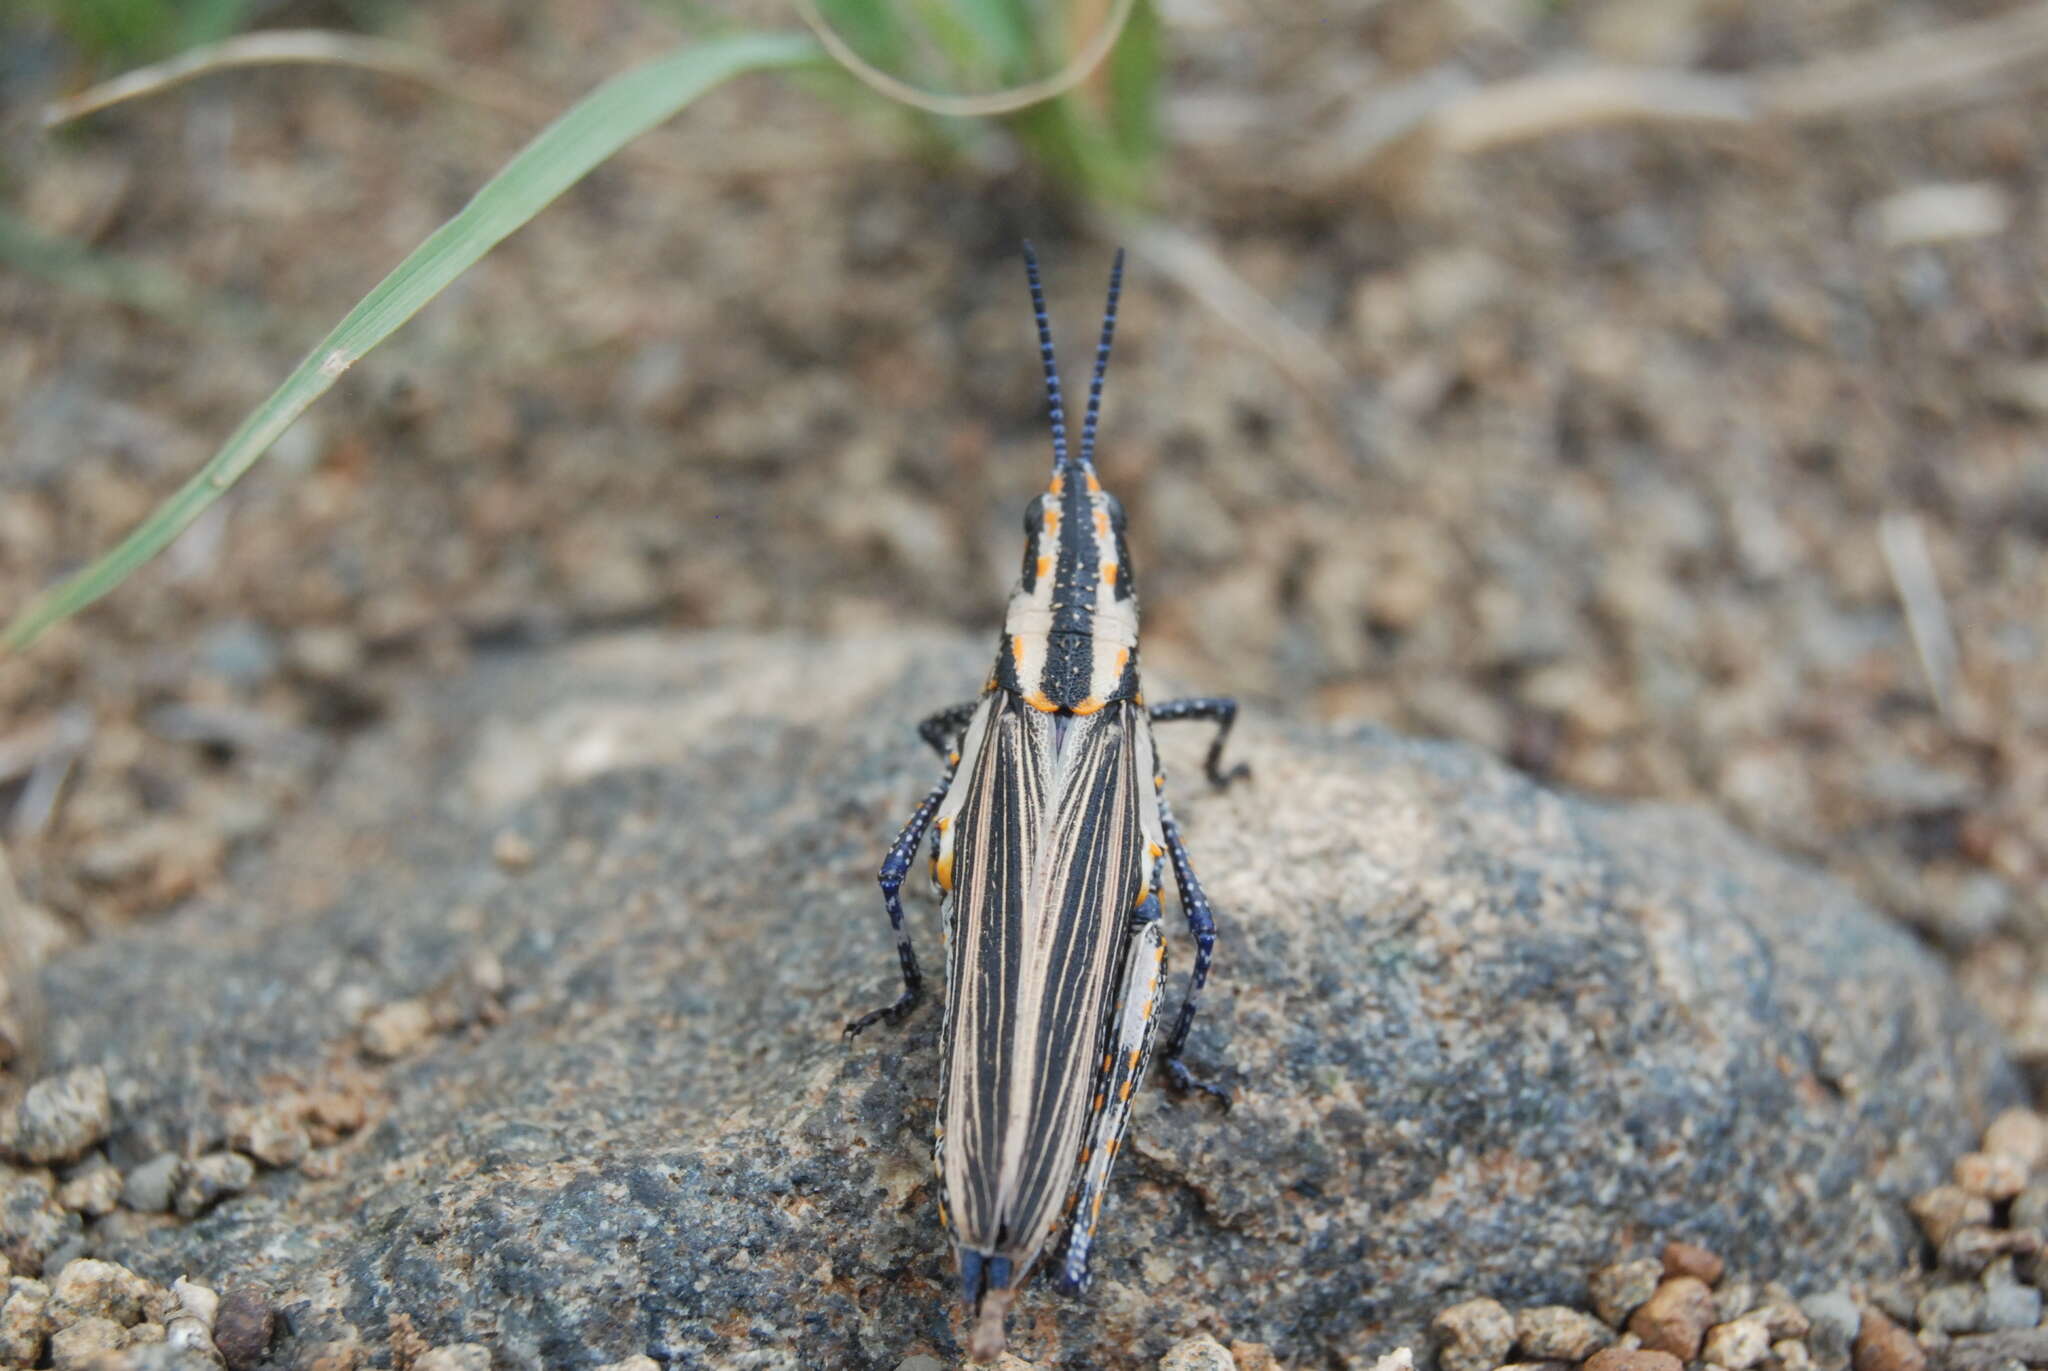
[{"x1": 25, "y1": 634, "x2": 2020, "y2": 1368}]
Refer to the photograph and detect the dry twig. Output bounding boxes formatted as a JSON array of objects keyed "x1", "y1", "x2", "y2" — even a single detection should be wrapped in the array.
[{"x1": 1879, "y1": 511, "x2": 1960, "y2": 721}]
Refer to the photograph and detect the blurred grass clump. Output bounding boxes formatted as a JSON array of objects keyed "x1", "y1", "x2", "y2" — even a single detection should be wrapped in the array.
[
  {"x1": 25, "y1": 0, "x2": 252, "y2": 65},
  {"x1": 1, "y1": 0, "x2": 1163, "y2": 651},
  {"x1": 814, "y1": 0, "x2": 1160, "y2": 203}
]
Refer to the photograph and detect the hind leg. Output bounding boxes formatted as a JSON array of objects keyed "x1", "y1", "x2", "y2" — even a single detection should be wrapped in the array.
[
  {"x1": 843, "y1": 773, "x2": 951, "y2": 1039},
  {"x1": 1156, "y1": 798, "x2": 1229, "y2": 1106}
]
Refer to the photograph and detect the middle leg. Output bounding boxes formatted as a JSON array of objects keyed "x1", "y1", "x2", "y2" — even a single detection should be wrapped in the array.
[
  {"x1": 1148, "y1": 696, "x2": 1249, "y2": 789},
  {"x1": 1156, "y1": 797, "x2": 1230, "y2": 1106},
  {"x1": 843, "y1": 772, "x2": 951, "y2": 1039}
]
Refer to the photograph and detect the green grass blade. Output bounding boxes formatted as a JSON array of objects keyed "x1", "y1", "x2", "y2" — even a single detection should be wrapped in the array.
[{"x1": 3, "y1": 30, "x2": 824, "y2": 653}]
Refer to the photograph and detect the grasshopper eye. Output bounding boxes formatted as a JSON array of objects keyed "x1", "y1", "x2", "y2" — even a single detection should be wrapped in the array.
[
  {"x1": 1024, "y1": 495, "x2": 1045, "y2": 534},
  {"x1": 1103, "y1": 493, "x2": 1126, "y2": 531}
]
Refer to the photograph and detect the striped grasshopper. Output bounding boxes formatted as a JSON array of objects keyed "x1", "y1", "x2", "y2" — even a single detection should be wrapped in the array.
[{"x1": 845, "y1": 245, "x2": 1245, "y2": 1359}]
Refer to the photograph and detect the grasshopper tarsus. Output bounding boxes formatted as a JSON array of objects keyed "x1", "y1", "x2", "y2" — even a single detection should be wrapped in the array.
[
  {"x1": 1208, "y1": 759, "x2": 1252, "y2": 790},
  {"x1": 1163, "y1": 1057, "x2": 1233, "y2": 1110},
  {"x1": 842, "y1": 990, "x2": 921, "y2": 1041}
]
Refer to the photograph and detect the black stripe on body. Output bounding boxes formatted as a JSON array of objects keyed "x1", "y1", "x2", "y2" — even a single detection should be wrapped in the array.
[
  {"x1": 940, "y1": 694, "x2": 1146, "y2": 1282},
  {"x1": 1044, "y1": 462, "x2": 1105, "y2": 710},
  {"x1": 1050, "y1": 465, "x2": 1099, "y2": 636}
]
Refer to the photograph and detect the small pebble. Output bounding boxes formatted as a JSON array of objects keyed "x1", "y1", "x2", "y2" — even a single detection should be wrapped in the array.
[
  {"x1": 57, "y1": 1157, "x2": 123, "y2": 1217},
  {"x1": 1955, "y1": 1153, "x2": 2028, "y2": 1202},
  {"x1": 1776, "y1": 1339, "x2": 1816, "y2": 1371},
  {"x1": 1917, "y1": 1284, "x2": 1986, "y2": 1334},
  {"x1": 1513, "y1": 1306, "x2": 1612, "y2": 1361},
  {"x1": 360, "y1": 999, "x2": 435, "y2": 1060},
  {"x1": 50, "y1": 1257, "x2": 158, "y2": 1326},
  {"x1": 120, "y1": 1155, "x2": 184, "y2": 1214},
  {"x1": 1716, "y1": 1280, "x2": 1757, "y2": 1324},
  {"x1": 0, "y1": 1168, "x2": 82, "y2": 1274},
  {"x1": 110, "y1": 1347, "x2": 229, "y2": 1371},
  {"x1": 1435, "y1": 1299, "x2": 1515, "y2": 1371},
  {"x1": 414, "y1": 1346, "x2": 492, "y2": 1371},
  {"x1": 2009, "y1": 1184, "x2": 2048, "y2": 1233},
  {"x1": 233, "y1": 1112, "x2": 309, "y2": 1170},
  {"x1": 50, "y1": 1315, "x2": 126, "y2": 1370},
  {"x1": 130, "y1": 1320, "x2": 167, "y2": 1343},
  {"x1": 0, "y1": 1276, "x2": 51, "y2": 1363},
  {"x1": 1231, "y1": 1344, "x2": 1283, "y2": 1371},
  {"x1": 211, "y1": 1288, "x2": 274, "y2": 1371},
  {"x1": 1159, "y1": 1333, "x2": 1236, "y2": 1370},
  {"x1": 1702, "y1": 1316, "x2": 1773, "y2": 1371},
  {"x1": 1759, "y1": 1302, "x2": 1812, "y2": 1340},
  {"x1": 1370, "y1": 1351, "x2": 1415, "y2": 1371},
  {"x1": 305, "y1": 1091, "x2": 366, "y2": 1135},
  {"x1": 1940, "y1": 1226, "x2": 2037, "y2": 1275},
  {"x1": 172, "y1": 1154, "x2": 254, "y2": 1219},
  {"x1": 169, "y1": 1279, "x2": 218, "y2": 1332},
  {"x1": 1910, "y1": 1186, "x2": 1993, "y2": 1248},
  {"x1": 1582, "y1": 1349, "x2": 1683, "y2": 1371},
  {"x1": 1590, "y1": 1258, "x2": 1665, "y2": 1326},
  {"x1": 596, "y1": 1360, "x2": 661, "y2": 1371},
  {"x1": 1662, "y1": 1241, "x2": 1725, "y2": 1285},
  {"x1": 2, "y1": 1068, "x2": 111, "y2": 1166},
  {"x1": 1852, "y1": 1307, "x2": 1925, "y2": 1371},
  {"x1": 492, "y1": 829, "x2": 536, "y2": 872},
  {"x1": 1630, "y1": 1277, "x2": 1717, "y2": 1360},
  {"x1": 1983, "y1": 1110, "x2": 2048, "y2": 1171},
  {"x1": 1981, "y1": 1284, "x2": 2041, "y2": 1332}
]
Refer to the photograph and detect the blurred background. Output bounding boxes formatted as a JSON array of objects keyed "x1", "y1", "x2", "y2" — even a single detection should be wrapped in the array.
[{"x1": 0, "y1": 0, "x2": 2045, "y2": 1080}]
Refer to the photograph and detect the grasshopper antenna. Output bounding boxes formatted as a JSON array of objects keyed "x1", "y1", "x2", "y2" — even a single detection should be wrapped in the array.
[
  {"x1": 1021, "y1": 241, "x2": 1069, "y2": 468},
  {"x1": 1079, "y1": 248, "x2": 1124, "y2": 467}
]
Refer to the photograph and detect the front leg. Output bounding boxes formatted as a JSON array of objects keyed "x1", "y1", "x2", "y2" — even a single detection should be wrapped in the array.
[
  {"x1": 1157, "y1": 798, "x2": 1230, "y2": 1106},
  {"x1": 843, "y1": 774, "x2": 951, "y2": 1039},
  {"x1": 1149, "y1": 697, "x2": 1249, "y2": 789}
]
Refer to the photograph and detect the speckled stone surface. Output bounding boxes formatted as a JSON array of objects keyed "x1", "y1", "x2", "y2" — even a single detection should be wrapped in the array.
[{"x1": 32, "y1": 633, "x2": 2019, "y2": 1369}]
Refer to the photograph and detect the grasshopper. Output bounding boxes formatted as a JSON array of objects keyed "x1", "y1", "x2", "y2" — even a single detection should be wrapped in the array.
[{"x1": 846, "y1": 245, "x2": 1245, "y2": 1359}]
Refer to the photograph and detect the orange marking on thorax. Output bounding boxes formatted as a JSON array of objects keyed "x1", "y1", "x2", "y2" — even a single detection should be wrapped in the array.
[
  {"x1": 1048, "y1": 472, "x2": 1066, "y2": 496},
  {"x1": 1036, "y1": 555, "x2": 1052, "y2": 580},
  {"x1": 1043, "y1": 510, "x2": 1061, "y2": 536},
  {"x1": 1114, "y1": 647, "x2": 1129, "y2": 669},
  {"x1": 1118, "y1": 1080, "x2": 1134, "y2": 1102},
  {"x1": 1102, "y1": 562, "x2": 1119, "y2": 586},
  {"x1": 1070, "y1": 696, "x2": 1105, "y2": 716},
  {"x1": 1024, "y1": 690, "x2": 1059, "y2": 713},
  {"x1": 1093, "y1": 510, "x2": 1111, "y2": 539},
  {"x1": 1084, "y1": 470, "x2": 1102, "y2": 493},
  {"x1": 935, "y1": 851, "x2": 954, "y2": 890},
  {"x1": 1126, "y1": 1048, "x2": 1141, "y2": 1070}
]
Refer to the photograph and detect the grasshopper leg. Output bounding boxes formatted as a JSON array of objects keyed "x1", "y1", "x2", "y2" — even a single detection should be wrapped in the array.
[
  {"x1": 1148, "y1": 696, "x2": 1249, "y2": 789},
  {"x1": 844, "y1": 773, "x2": 951, "y2": 1040},
  {"x1": 1156, "y1": 799, "x2": 1230, "y2": 1106},
  {"x1": 918, "y1": 700, "x2": 981, "y2": 760},
  {"x1": 1055, "y1": 906, "x2": 1167, "y2": 1295}
]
